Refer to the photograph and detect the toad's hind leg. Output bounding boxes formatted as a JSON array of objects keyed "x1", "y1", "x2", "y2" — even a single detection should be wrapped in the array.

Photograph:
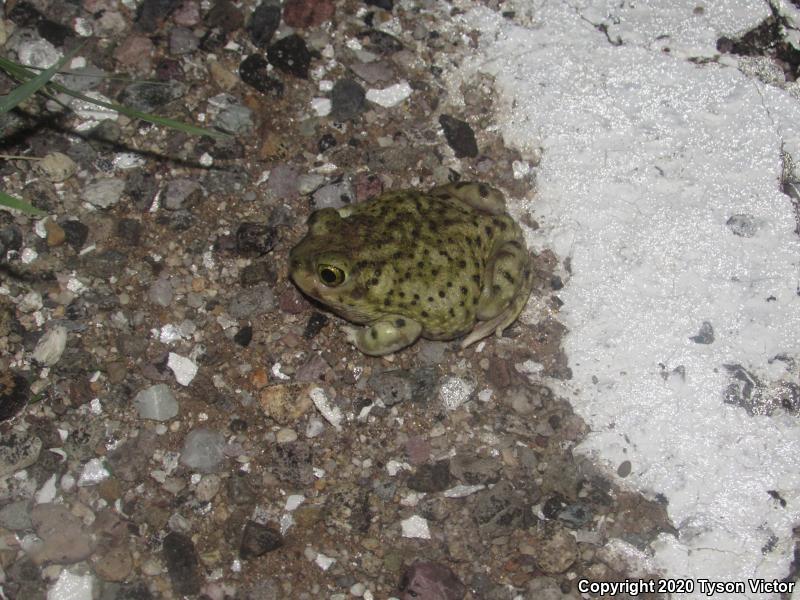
[
  {"x1": 346, "y1": 316, "x2": 423, "y2": 356},
  {"x1": 460, "y1": 244, "x2": 534, "y2": 349},
  {"x1": 429, "y1": 181, "x2": 506, "y2": 215}
]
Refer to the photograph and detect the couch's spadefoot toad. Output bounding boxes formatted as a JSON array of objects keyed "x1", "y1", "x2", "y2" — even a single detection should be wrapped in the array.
[{"x1": 289, "y1": 182, "x2": 534, "y2": 356}]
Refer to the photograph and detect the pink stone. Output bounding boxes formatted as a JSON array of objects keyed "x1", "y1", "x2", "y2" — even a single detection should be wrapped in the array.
[
  {"x1": 353, "y1": 172, "x2": 384, "y2": 203},
  {"x1": 399, "y1": 562, "x2": 466, "y2": 600},
  {"x1": 404, "y1": 435, "x2": 432, "y2": 465},
  {"x1": 173, "y1": 0, "x2": 201, "y2": 27},
  {"x1": 113, "y1": 35, "x2": 155, "y2": 74},
  {"x1": 283, "y1": 0, "x2": 335, "y2": 28}
]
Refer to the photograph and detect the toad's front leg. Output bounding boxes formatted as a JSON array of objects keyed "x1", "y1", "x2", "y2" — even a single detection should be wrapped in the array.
[{"x1": 346, "y1": 315, "x2": 423, "y2": 356}]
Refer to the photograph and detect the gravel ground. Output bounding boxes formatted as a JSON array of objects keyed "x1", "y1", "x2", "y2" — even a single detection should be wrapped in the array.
[{"x1": 0, "y1": 1, "x2": 679, "y2": 598}]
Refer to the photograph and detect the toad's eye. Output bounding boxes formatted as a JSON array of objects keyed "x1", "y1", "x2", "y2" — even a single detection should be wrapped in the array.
[{"x1": 317, "y1": 264, "x2": 345, "y2": 287}]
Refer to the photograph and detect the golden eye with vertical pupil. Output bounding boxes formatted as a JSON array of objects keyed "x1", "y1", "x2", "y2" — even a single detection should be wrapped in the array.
[{"x1": 317, "y1": 264, "x2": 345, "y2": 286}]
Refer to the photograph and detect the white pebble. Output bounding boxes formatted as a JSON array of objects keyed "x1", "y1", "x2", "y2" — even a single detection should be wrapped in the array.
[
  {"x1": 19, "y1": 290, "x2": 43, "y2": 312},
  {"x1": 311, "y1": 97, "x2": 332, "y2": 116},
  {"x1": 309, "y1": 387, "x2": 343, "y2": 429},
  {"x1": 276, "y1": 428, "x2": 298, "y2": 444},
  {"x1": 21, "y1": 248, "x2": 39, "y2": 264},
  {"x1": 32, "y1": 326, "x2": 67, "y2": 366},
  {"x1": 36, "y1": 474, "x2": 58, "y2": 503},
  {"x1": 401, "y1": 515, "x2": 430, "y2": 539},
  {"x1": 305, "y1": 418, "x2": 325, "y2": 438},
  {"x1": 315, "y1": 552, "x2": 336, "y2": 571},
  {"x1": 78, "y1": 458, "x2": 110, "y2": 486},
  {"x1": 439, "y1": 376, "x2": 476, "y2": 411},
  {"x1": 365, "y1": 81, "x2": 412, "y2": 107},
  {"x1": 284, "y1": 494, "x2": 305, "y2": 511},
  {"x1": 167, "y1": 352, "x2": 198, "y2": 386},
  {"x1": 47, "y1": 569, "x2": 94, "y2": 600},
  {"x1": 443, "y1": 484, "x2": 485, "y2": 498}
]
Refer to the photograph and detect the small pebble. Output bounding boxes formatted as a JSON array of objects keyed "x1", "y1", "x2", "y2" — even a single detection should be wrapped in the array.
[
  {"x1": 163, "y1": 179, "x2": 203, "y2": 210},
  {"x1": 239, "y1": 54, "x2": 284, "y2": 95},
  {"x1": 195, "y1": 474, "x2": 221, "y2": 502},
  {"x1": 276, "y1": 428, "x2": 299, "y2": 443},
  {"x1": 365, "y1": 81, "x2": 411, "y2": 107},
  {"x1": 400, "y1": 515, "x2": 430, "y2": 539},
  {"x1": 690, "y1": 321, "x2": 715, "y2": 344},
  {"x1": 0, "y1": 433, "x2": 41, "y2": 477},
  {"x1": 149, "y1": 277, "x2": 174, "y2": 307},
  {"x1": 61, "y1": 220, "x2": 90, "y2": 250},
  {"x1": 398, "y1": 561, "x2": 465, "y2": 600},
  {"x1": 32, "y1": 326, "x2": 67, "y2": 366},
  {"x1": 78, "y1": 458, "x2": 110, "y2": 486},
  {"x1": 268, "y1": 34, "x2": 312, "y2": 79},
  {"x1": 439, "y1": 114, "x2": 479, "y2": 158},
  {"x1": 349, "y1": 60, "x2": 394, "y2": 85},
  {"x1": 331, "y1": 79, "x2": 366, "y2": 120},
  {"x1": 84, "y1": 178, "x2": 126, "y2": 208},
  {"x1": 38, "y1": 152, "x2": 77, "y2": 182},
  {"x1": 283, "y1": 0, "x2": 334, "y2": 28},
  {"x1": 215, "y1": 104, "x2": 254, "y2": 135},
  {"x1": 173, "y1": 0, "x2": 201, "y2": 26},
  {"x1": 312, "y1": 181, "x2": 353, "y2": 209},
  {"x1": 113, "y1": 35, "x2": 154, "y2": 73},
  {"x1": 167, "y1": 352, "x2": 198, "y2": 386},
  {"x1": 180, "y1": 428, "x2": 226, "y2": 473},
  {"x1": 207, "y1": 0, "x2": 244, "y2": 33},
  {"x1": 134, "y1": 383, "x2": 179, "y2": 421},
  {"x1": 169, "y1": 27, "x2": 199, "y2": 55},
  {"x1": 240, "y1": 521, "x2": 284, "y2": 559},
  {"x1": 439, "y1": 376, "x2": 476, "y2": 410},
  {"x1": 726, "y1": 213, "x2": 758, "y2": 237},
  {"x1": 309, "y1": 387, "x2": 343, "y2": 429},
  {"x1": 248, "y1": 0, "x2": 281, "y2": 47},
  {"x1": 44, "y1": 220, "x2": 65, "y2": 246},
  {"x1": 47, "y1": 570, "x2": 94, "y2": 600},
  {"x1": 163, "y1": 531, "x2": 201, "y2": 596}
]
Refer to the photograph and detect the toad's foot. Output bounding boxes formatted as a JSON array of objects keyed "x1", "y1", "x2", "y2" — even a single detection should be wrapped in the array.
[{"x1": 346, "y1": 316, "x2": 423, "y2": 356}]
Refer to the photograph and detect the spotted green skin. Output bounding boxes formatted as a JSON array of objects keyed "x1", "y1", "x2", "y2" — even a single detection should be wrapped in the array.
[{"x1": 289, "y1": 182, "x2": 533, "y2": 355}]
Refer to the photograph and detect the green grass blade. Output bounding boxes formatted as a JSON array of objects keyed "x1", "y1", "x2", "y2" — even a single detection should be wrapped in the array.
[
  {"x1": 0, "y1": 56, "x2": 37, "y2": 81},
  {"x1": 0, "y1": 43, "x2": 85, "y2": 114},
  {"x1": 0, "y1": 190, "x2": 47, "y2": 216},
  {"x1": 51, "y1": 85, "x2": 230, "y2": 139},
  {"x1": 0, "y1": 55, "x2": 229, "y2": 139}
]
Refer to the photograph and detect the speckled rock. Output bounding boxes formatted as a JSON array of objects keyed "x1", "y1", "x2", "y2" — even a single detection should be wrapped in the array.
[
  {"x1": 240, "y1": 521, "x2": 284, "y2": 559},
  {"x1": 163, "y1": 531, "x2": 201, "y2": 596},
  {"x1": 367, "y1": 367, "x2": 438, "y2": 407},
  {"x1": 268, "y1": 34, "x2": 312, "y2": 79},
  {"x1": 259, "y1": 384, "x2": 313, "y2": 425},
  {"x1": 523, "y1": 522, "x2": 578, "y2": 574},
  {"x1": 240, "y1": 54, "x2": 283, "y2": 96}
]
